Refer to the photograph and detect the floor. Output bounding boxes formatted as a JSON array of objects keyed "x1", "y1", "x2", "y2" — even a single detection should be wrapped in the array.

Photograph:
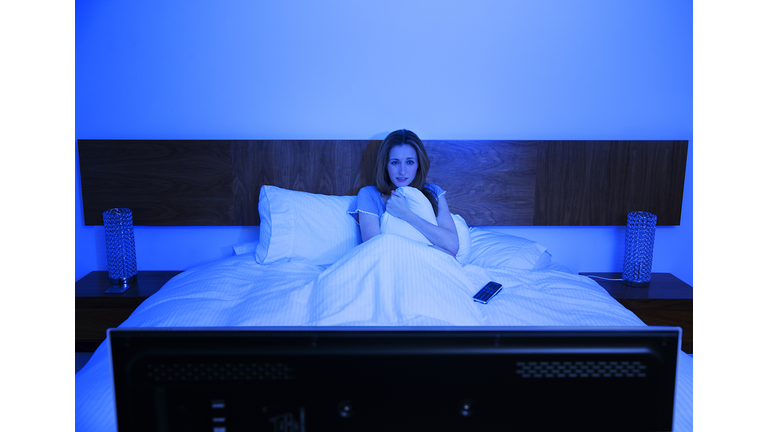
[{"x1": 76, "y1": 352, "x2": 94, "y2": 373}]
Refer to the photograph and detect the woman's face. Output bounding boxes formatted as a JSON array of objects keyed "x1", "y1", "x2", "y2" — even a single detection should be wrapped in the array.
[{"x1": 387, "y1": 144, "x2": 419, "y2": 188}]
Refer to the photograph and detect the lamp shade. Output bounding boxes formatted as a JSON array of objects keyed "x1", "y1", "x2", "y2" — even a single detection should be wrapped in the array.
[
  {"x1": 622, "y1": 211, "x2": 656, "y2": 287},
  {"x1": 103, "y1": 208, "x2": 137, "y2": 286}
]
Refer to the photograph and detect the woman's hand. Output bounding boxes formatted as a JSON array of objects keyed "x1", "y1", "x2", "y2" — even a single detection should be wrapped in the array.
[
  {"x1": 384, "y1": 189, "x2": 459, "y2": 256},
  {"x1": 385, "y1": 190, "x2": 412, "y2": 220}
]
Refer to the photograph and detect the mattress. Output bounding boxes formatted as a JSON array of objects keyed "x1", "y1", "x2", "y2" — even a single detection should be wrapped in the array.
[{"x1": 75, "y1": 234, "x2": 693, "y2": 431}]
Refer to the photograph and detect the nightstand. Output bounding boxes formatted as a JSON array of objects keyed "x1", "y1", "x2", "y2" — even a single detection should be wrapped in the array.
[
  {"x1": 579, "y1": 272, "x2": 693, "y2": 354},
  {"x1": 75, "y1": 270, "x2": 182, "y2": 352}
]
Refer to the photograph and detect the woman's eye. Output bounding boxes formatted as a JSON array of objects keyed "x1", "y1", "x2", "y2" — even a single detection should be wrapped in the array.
[{"x1": 407, "y1": 160, "x2": 415, "y2": 165}]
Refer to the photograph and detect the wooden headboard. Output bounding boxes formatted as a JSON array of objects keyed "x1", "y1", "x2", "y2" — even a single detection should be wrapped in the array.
[{"x1": 78, "y1": 140, "x2": 688, "y2": 226}]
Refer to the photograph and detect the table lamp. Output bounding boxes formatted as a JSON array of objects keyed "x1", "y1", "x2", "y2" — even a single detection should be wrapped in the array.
[
  {"x1": 103, "y1": 208, "x2": 137, "y2": 293},
  {"x1": 622, "y1": 211, "x2": 656, "y2": 287}
]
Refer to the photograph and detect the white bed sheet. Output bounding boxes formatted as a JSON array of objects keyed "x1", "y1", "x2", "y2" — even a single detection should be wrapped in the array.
[{"x1": 76, "y1": 234, "x2": 692, "y2": 431}]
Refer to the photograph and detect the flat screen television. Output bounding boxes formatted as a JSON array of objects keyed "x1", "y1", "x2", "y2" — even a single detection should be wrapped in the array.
[{"x1": 109, "y1": 326, "x2": 680, "y2": 431}]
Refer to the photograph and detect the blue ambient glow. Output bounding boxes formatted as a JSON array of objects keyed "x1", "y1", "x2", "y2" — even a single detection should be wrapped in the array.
[{"x1": 76, "y1": 1, "x2": 692, "y2": 284}]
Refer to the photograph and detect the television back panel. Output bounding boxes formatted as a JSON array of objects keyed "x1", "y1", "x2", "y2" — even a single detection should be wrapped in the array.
[{"x1": 109, "y1": 327, "x2": 680, "y2": 432}]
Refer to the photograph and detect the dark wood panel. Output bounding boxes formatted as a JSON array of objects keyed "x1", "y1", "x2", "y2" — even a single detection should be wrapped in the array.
[
  {"x1": 76, "y1": 307, "x2": 137, "y2": 339},
  {"x1": 426, "y1": 140, "x2": 538, "y2": 226},
  {"x1": 229, "y1": 140, "x2": 538, "y2": 226},
  {"x1": 617, "y1": 298, "x2": 692, "y2": 311},
  {"x1": 76, "y1": 341, "x2": 104, "y2": 352},
  {"x1": 79, "y1": 139, "x2": 687, "y2": 227},
  {"x1": 75, "y1": 271, "x2": 183, "y2": 298},
  {"x1": 232, "y1": 140, "x2": 375, "y2": 225},
  {"x1": 580, "y1": 272, "x2": 693, "y2": 300},
  {"x1": 534, "y1": 141, "x2": 688, "y2": 225},
  {"x1": 79, "y1": 140, "x2": 233, "y2": 225}
]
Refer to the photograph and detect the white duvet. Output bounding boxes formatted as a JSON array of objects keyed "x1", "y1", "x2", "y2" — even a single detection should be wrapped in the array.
[{"x1": 75, "y1": 234, "x2": 693, "y2": 431}]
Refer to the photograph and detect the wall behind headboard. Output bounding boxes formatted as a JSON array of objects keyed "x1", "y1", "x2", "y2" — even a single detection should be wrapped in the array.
[{"x1": 76, "y1": 1, "x2": 692, "y2": 285}]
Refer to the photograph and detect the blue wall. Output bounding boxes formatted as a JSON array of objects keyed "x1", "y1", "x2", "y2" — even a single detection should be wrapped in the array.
[{"x1": 75, "y1": 0, "x2": 693, "y2": 285}]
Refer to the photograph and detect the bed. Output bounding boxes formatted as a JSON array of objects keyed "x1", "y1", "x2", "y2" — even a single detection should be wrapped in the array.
[{"x1": 75, "y1": 139, "x2": 692, "y2": 431}]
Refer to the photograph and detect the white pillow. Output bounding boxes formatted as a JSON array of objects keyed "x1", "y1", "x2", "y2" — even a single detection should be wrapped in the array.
[
  {"x1": 467, "y1": 227, "x2": 549, "y2": 270},
  {"x1": 380, "y1": 187, "x2": 435, "y2": 245},
  {"x1": 255, "y1": 185, "x2": 361, "y2": 266},
  {"x1": 452, "y1": 213, "x2": 472, "y2": 264},
  {"x1": 380, "y1": 186, "x2": 472, "y2": 263},
  {"x1": 232, "y1": 241, "x2": 257, "y2": 255}
]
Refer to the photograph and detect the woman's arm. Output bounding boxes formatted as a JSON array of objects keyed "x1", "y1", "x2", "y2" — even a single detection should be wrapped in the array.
[
  {"x1": 386, "y1": 191, "x2": 459, "y2": 256},
  {"x1": 359, "y1": 212, "x2": 382, "y2": 243}
]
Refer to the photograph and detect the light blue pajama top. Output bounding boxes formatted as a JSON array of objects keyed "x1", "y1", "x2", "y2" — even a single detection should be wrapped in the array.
[{"x1": 347, "y1": 184, "x2": 445, "y2": 223}]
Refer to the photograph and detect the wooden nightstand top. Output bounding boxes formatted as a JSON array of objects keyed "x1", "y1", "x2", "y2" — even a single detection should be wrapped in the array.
[
  {"x1": 579, "y1": 272, "x2": 692, "y2": 300},
  {"x1": 76, "y1": 271, "x2": 182, "y2": 298}
]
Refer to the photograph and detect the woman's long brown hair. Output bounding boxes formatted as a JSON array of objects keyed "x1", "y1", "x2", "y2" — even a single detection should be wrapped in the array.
[{"x1": 372, "y1": 129, "x2": 439, "y2": 215}]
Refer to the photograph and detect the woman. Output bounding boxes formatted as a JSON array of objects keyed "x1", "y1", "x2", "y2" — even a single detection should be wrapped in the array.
[{"x1": 350, "y1": 129, "x2": 459, "y2": 256}]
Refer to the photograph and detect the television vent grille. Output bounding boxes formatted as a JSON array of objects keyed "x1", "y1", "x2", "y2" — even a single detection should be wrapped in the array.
[
  {"x1": 145, "y1": 362, "x2": 296, "y2": 382},
  {"x1": 515, "y1": 360, "x2": 647, "y2": 378}
]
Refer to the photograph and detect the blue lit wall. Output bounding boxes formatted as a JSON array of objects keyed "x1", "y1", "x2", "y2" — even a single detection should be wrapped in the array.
[{"x1": 75, "y1": 0, "x2": 692, "y2": 285}]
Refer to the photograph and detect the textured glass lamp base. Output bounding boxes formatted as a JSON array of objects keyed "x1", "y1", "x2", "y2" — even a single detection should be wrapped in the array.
[
  {"x1": 622, "y1": 279, "x2": 650, "y2": 288},
  {"x1": 105, "y1": 275, "x2": 137, "y2": 293},
  {"x1": 103, "y1": 208, "x2": 138, "y2": 294},
  {"x1": 622, "y1": 211, "x2": 656, "y2": 290}
]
